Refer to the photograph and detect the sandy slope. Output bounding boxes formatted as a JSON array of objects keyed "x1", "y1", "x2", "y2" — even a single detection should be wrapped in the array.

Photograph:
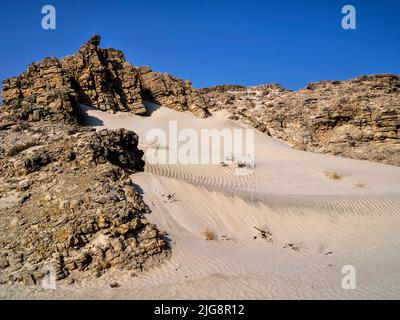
[
  {"x1": 2, "y1": 104, "x2": 400, "y2": 299},
  {"x1": 82, "y1": 103, "x2": 400, "y2": 197}
]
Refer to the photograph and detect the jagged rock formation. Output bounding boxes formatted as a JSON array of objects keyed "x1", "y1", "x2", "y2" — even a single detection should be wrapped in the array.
[
  {"x1": 201, "y1": 75, "x2": 400, "y2": 166},
  {"x1": 0, "y1": 115, "x2": 168, "y2": 285},
  {"x1": 4, "y1": 35, "x2": 397, "y2": 166},
  {"x1": 0, "y1": 34, "x2": 399, "y2": 285},
  {"x1": 1, "y1": 35, "x2": 210, "y2": 120},
  {"x1": 60, "y1": 35, "x2": 146, "y2": 114},
  {"x1": 0, "y1": 36, "x2": 177, "y2": 284},
  {"x1": 138, "y1": 66, "x2": 210, "y2": 118}
]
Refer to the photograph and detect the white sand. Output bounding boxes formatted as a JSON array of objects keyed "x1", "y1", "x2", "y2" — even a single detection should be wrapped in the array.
[{"x1": 2, "y1": 104, "x2": 400, "y2": 299}]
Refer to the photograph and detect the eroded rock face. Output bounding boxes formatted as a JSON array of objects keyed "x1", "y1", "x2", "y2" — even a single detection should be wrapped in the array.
[
  {"x1": 2, "y1": 35, "x2": 399, "y2": 165},
  {"x1": 1, "y1": 57, "x2": 79, "y2": 122},
  {"x1": 0, "y1": 35, "x2": 177, "y2": 286},
  {"x1": 201, "y1": 75, "x2": 400, "y2": 166},
  {"x1": 138, "y1": 66, "x2": 210, "y2": 118},
  {"x1": 88, "y1": 128, "x2": 145, "y2": 172},
  {"x1": 0, "y1": 118, "x2": 169, "y2": 285},
  {"x1": 60, "y1": 37, "x2": 146, "y2": 114},
  {"x1": 1, "y1": 35, "x2": 210, "y2": 119}
]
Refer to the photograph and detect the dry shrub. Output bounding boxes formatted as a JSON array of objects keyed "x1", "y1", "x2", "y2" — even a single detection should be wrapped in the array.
[
  {"x1": 324, "y1": 171, "x2": 343, "y2": 180},
  {"x1": 202, "y1": 228, "x2": 218, "y2": 241}
]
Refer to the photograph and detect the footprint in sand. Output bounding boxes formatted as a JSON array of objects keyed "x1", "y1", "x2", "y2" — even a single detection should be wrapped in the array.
[
  {"x1": 318, "y1": 244, "x2": 334, "y2": 256},
  {"x1": 283, "y1": 242, "x2": 307, "y2": 252}
]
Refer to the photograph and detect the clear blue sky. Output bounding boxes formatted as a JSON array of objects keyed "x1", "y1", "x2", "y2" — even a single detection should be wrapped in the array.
[{"x1": 0, "y1": 0, "x2": 399, "y2": 91}]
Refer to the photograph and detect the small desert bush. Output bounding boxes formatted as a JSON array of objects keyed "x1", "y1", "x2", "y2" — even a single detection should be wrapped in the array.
[
  {"x1": 202, "y1": 228, "x2": 218, "y2": 241},
  {"x1": 324, "y1": 171, "x2": 343, "y2": 180}
]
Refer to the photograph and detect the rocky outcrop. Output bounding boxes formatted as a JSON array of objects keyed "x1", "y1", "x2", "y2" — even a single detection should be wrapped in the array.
[
  {"x1": 199, "y1": 84, "x2": 246, "y2": 94},
  {"x1": 2, "y1": 35, "x2": 398, "y2": 165},
  {"x1": 1, "y1": 35, "x2": 210, "y2": 119},
  {"x1": 88, "y1": 129, "x2": 144, "y2": 172},
  {"x1": 60, "y1": 36, "x2": 146, "y2": 114},
  {"x1": 201, "y1": 75, "x2": 400, "y2": 166},
  {"x1": 1, "y1": 57, "x2": 79, "y2": 122},
  {"x1": 0, "y1": 35, "x2": 189, "y2": 287},
  {"x1": 0, "y1": 34, "x2": 399, "y2": 286},
  {"x1": 138, "y1": 66, "x2": 210, "y2": 118},
  {"x1": 0, "y1": 118, "x2": 168, "y2": 285}
]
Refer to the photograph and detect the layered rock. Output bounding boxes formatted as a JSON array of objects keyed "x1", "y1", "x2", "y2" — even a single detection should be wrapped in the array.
[
  {"x1": 0, "y1": 35, "x2": 200, "y2": 286},
  {"x1": 138, "y1": 66, "x2": 210, "y2": 118},
  {"x1": 60, "y1": 35, "x2": 146, "y2": 114},
  {"x1": 2, "y1": 36, "x2": 398, "y2": 167},
  {"x1": 1, "y1": 35, "x2": 210, "y2": 119},
  {"x1": 201, "y1": 75, "x2": 400, "y2": 166},
  {"x1": 88, "y1": 129, "x2": 144, "y2": 172},
  {"x1": 1, "y1": 57, "x2": 78, "y2": 122},
  {"x1": 0, "y1": 119, "x2": 168, "y2": 285}
]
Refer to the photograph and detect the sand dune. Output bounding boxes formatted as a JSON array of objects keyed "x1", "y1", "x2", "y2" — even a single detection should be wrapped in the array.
[
  {"x1": 81, "y1": 103, "x2": 400, "y2": 197},
  {"x1": 3, "y1": 104, "x2": 399, "y2": 299},
  {"x1": 3, "y1": 174, "x2": 399, "y2": 299}
]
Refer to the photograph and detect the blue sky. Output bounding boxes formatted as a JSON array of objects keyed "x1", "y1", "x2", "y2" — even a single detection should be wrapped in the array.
[{"x1": 0, "y1": 0, "x2": 399, "y2": 91}]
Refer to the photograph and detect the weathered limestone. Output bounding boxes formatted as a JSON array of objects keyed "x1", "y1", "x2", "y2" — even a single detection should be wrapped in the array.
[
  {"x1": 0, "y1": 120, "x2": 169, "y2": 285},
  {"x1": 2, "y1": 35, "x2": 398, "y2": 166},
  {"x1": 1, "y1": 57, "x2": 78, "y2": 122},
  {"x1": 138, "y1": 66, "x2": 210, "y2": 118},
  {"x1": 1, "y1": 35, "x2": 210, "y2": 119},
  {"x1": 201, "y1": 75, "x2": 400, "y2": 166},
  {"x1": 60, "y1": 36, "x2": 146, "y2": 114}
]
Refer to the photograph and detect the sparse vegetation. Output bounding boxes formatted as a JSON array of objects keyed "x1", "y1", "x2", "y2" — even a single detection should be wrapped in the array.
[
  {"x1": 202, "y1": 228, "x2": 218, "y2": 241},
  {"x1": 161, "y1": 193, "x2": 177, "y2": 203},
  {"x1": 324, "y1": 171, "x2": 343, "y2": 180},
  {"x1": 237, "y1": 161, "x2": 246, "y2": 168},
  {"x1": 254, "y1": 226, "x2": 274, "y2": 243}
]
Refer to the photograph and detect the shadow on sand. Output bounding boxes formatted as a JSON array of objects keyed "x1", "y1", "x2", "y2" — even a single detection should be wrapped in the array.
[{"x1": 79, "y1": 104, "x2": 105, "y2": 127}]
